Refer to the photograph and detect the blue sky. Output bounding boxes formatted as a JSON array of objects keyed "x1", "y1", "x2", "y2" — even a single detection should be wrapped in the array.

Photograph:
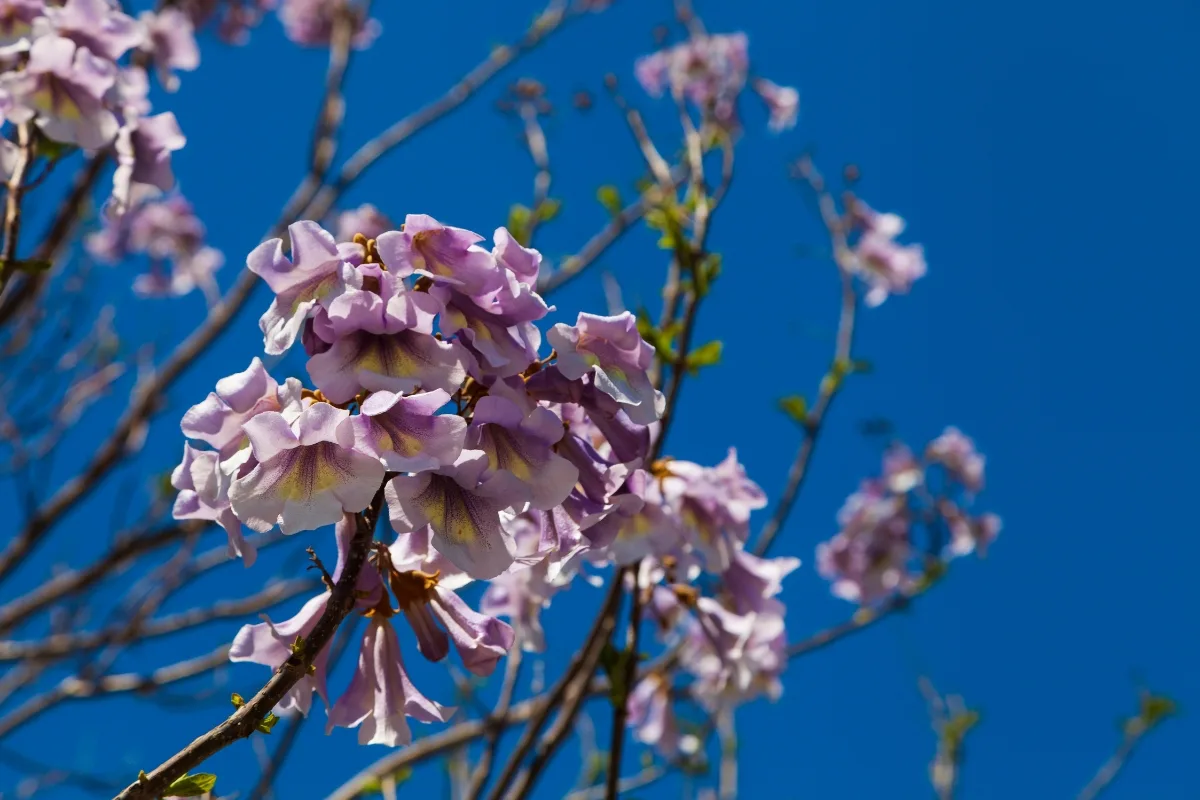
[{"x1": 3, "y1": 0, "x2": 1198, "y2": 797}]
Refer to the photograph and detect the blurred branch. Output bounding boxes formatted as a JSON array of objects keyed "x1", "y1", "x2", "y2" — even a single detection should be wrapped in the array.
[
  {"x1": 464, "y1": 638, "x2": 525, "y2": 799},
  {"x1": 0, "y1": 645, "x2": 230, "y2": 739},
  {"x1": 1077, "y1": 688, "x2": 1177, "y2": 800},
  {"x1": 0, "y1": 577, "x2": 316, "y2": 661},
  {"x1": 754, "y1": 155, "x2": 857, "y2": 558},
  {"x1": 112, "y1": 496, "x2": 382, "y2": 800},
  {"x1": 0, "y1": 123, "x2": 34, "y2": 301},
  {"x1": 0, "y1": 523, "x2": 198, "y2": 634},
  {"x1": 483, "y1": 578, "x2": 623, "y2": 800}
]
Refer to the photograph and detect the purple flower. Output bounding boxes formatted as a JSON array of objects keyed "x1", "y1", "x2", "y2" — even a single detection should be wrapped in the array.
[
  {"x1": 228, "y1": 402, "x2": 385, "y2": 534},
  {"x1": 376, "y1": 214, "x2": 504, "y2": 295},
  {"x1": 277, "y1": 0, "x2": 380, "y2": 49},
  {"x1": 40, "y1": 0, "x2": 144, "y2": 60},
  {"x1": 682, "y1": 597, "x2": 787, "y2": 710},
  {"x1": 526, "y1": 370, "x2": 651, "y2": 464},
  {"x1": 352, "y1": 389, "x2": 466, "y2": 472},
  {"x1": 882, "y1": 442, "x2": 923, "y2": 494},
  {"x1": 661, "y1": 449, "x2": 766, "y2": 571},
  {"x1": 139, "y1": 8, "x2": 199, "y2": 91},
  {"x1": 434, "y1": 279, "x2": 548, "y2": 380},
  {"x1": 335, "y1": 203, "x2": 393, "y2": 241},
  {"x1": 585, "y1": 470, "x2": 680, "y2": 565},
  {"x1": 306, "y1": 328, "x2": 468, "y2": 404},
  {"x1": 112, "y1": 111, "x2": 187, "y2": 216},
  {"x1": 816, "y1": 482, "x2": 912, "y2": 604},
  {"x1": 171, "y1": 443, "x2": 255, "y2": 566},
  {"x1": 547, "y1": 311, "x2": 664, "y2": 425},
  {"x1": 635, "y1": 33, "x2": 749, "y2": 125},
  {"x1": 553, "y1": 404, "x2": 633, "y2": 506},
  {"x1": 721, "y1": 547, "x2": 799, "y2": 614},
  {"x1": 325, "y1": 617, "x2": 453, "y2": 746},
  {"x1": 945, "y1": 506, "x2": 1001, "y2": 558},
  {"x1": 230, "y1": 592, "x2": 331, "y2": 716},
  {"x1": 850, "y1": 205, "x2": 927, "y2": 307},
  {"x1": 925, "y1": 427, "x2": 985, "y2": 492},
  {"x1": 180, "y1": 357, "x2": 303, "y2": 460},
  {"x1": 385, "y1": 450, "x2": 526, "y2": 580},
  {"x1": 481, "y1": 508, "x2": 585, "y2": 652},
  {"x1": 492, "y1": 226, "x2": 541, "y2": 287},
  {"x1": 627, "y1": 674, "x2": 679, "y2": 756},
  {"x1": 92, "y1": 192, "x2": 203, "y2": 263},
  {"x1": 2, "y1": 34, "x2": 118, "y2": 149},
  {"x1": 314, "y1": 262, "x2": 441, "y2": 342},
  {"x1": 0, "y1": 0, "x2": 43, "y2": 54},
  {"x1": 133, "y1": 245, "x2": 223, "y2": 302},
  {"x1": 388, "y1": 568, "x2": 515, "y2": 676},
  {"x1": 248, "y1": 221, "x2": 362, "y2": 355},
  {"x1": 466, "y1": 394, "x2": 578, "y2": 511},
  {"x1": 387, "y1": 527, "x2": 471, "y2": 591},
  {"x1": 752, "y1": 77, "x2": 798, "y2": 132}
]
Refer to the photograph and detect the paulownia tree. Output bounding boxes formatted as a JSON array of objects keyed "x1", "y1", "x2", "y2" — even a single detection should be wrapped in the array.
[{"x1": 0, "y1": 1, "x2": 1174, "y2": 798}]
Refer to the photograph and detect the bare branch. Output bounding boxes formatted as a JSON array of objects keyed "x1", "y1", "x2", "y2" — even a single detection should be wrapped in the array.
[
  {"x1": 112, "y1": 495, "x2": 383, "y2": 800},
  {"x1": 754, "y1": 156, "x2": 857, "y2": 558},
  {"x1": 0, "y1": 645, "x2": 231, "y2": 739}
]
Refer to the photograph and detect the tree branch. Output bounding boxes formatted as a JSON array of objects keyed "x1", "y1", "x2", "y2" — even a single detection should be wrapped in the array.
[{"x1": 112, "y1": 495, "x2": 383, "y2": 800}]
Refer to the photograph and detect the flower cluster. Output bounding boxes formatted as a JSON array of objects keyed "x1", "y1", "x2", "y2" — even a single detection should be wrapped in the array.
[
  {"x1": 848, "y1": 202, "x2": 928, "y2": 307},
  {"x1": 0, "y1": 0, "x2": 196, "y2": 211},
  {"x1": 166, "y1": 208, "x2": 807, "y2": 748},
  {"x1": 174, "y1": 0, "x2": 379, "y2": 47},
  {"x1": 87, "y1": 190, "x2": 223, "y2": 300},
  {"x1": 817, "y1": 427, "x2": 1001, "y2": 604},
  {"x1": 635, "y1": 31, "x2": 799, "y2": 132}
]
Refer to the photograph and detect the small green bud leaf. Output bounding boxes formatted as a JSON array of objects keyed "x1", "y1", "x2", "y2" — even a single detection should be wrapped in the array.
[
  {"x1": 686, "y1": 340, "x2": 723, "y2": 373},
  {"x1": 1, "y1": 258, "x2": 52, "y2": 273},
  {"x1": 165, "y1": 772, "x2": 217, "y2": 797},
  {"x1": 535, "y1": 197, "x2": 562, "y2": 222},
  {"x1": 230, "y1": 693, "x2": 245, "y2": 708},
  {"x1": 596, "y1": 185, "x2": 622, "y2": 216},
  {"x1": 506, "y1": 204, "x2": 533, "y2": 246},
  {"x1": 778, "y1": 395, "x2": 808, "y2": 425},
  {"x1": 256, "y1": 711, "x2": 280, "y2": 734}
]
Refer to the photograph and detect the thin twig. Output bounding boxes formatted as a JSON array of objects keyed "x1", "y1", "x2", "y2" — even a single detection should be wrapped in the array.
[
  {"x1": 0, "y1": 123, "x2": 34, "y2": 301},
  {"x1": 717, "y1": 707, "x2": 737, "y2": 800},
  {"x1": 464, "y1": 638, "x2": 525, "y2": 799},
  {"x1": 497, "y1": 586, "x2": 622, "y2": 800},
  {"x1": 0, "y1": 577, "x2": 316, "y2": 661},
  {"x1": 0, "y1": 523, "x2": 197, "y2": 634},
  {"x1": 0, "y1": 645, "x2": 231, "y2": 739},
  {"x1": 111, "y1": 495, "x2": 383, "y2": 800},
  {"x1": 604, "y1": 571, "x2": 644, "y2": 800},
  {"x1": 753, "y1": 156, "x2": 856, "y2": 558},
  {"x1": 484, "y1": 578, "x2": 623, "y2": 800},
  {"x1": 247, "y1": 617, "x2": 360, "y2": 800}
]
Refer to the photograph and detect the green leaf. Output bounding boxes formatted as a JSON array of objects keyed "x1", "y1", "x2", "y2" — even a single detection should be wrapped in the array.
[
  {"x1": 35, "y1": 137, "x2": 78, "y2": 162},
  {"x1": 686, "y1": 340, "x2": 723, "y2": 373},
  {"x1": 355, "y1": 767, "x2": 411, "y2": 796},
  {"x1": 778, "y1": 395, "x2": 808, "y2": 425},
  {"x1": 1140, "y1": 693, "x2": 1178, "y2": 727},
  {"x1": 596, "y1": 185, "x2": 623, "y2": 216},
  {"x1": 165, "y1": 773, "x2": 217, "y2": 797},
  {"x1": 0, "y1": 258, "x2": 52, "y2": 273},
  {"x1": 256, "y1": 711, "x2": 280, "y2": 734},
  {"x1": 506, "y1": 204, "x2": 532, "y2": 247},
  {"x1": 695, "y1": 253, "x2": 722, "y2": 296},
  {"x1": 535, "y1": 197, "x2": 562, "y2": 222},
  {"x1": 598, "y1": 642, "x2": 634, "y2": 709}
]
